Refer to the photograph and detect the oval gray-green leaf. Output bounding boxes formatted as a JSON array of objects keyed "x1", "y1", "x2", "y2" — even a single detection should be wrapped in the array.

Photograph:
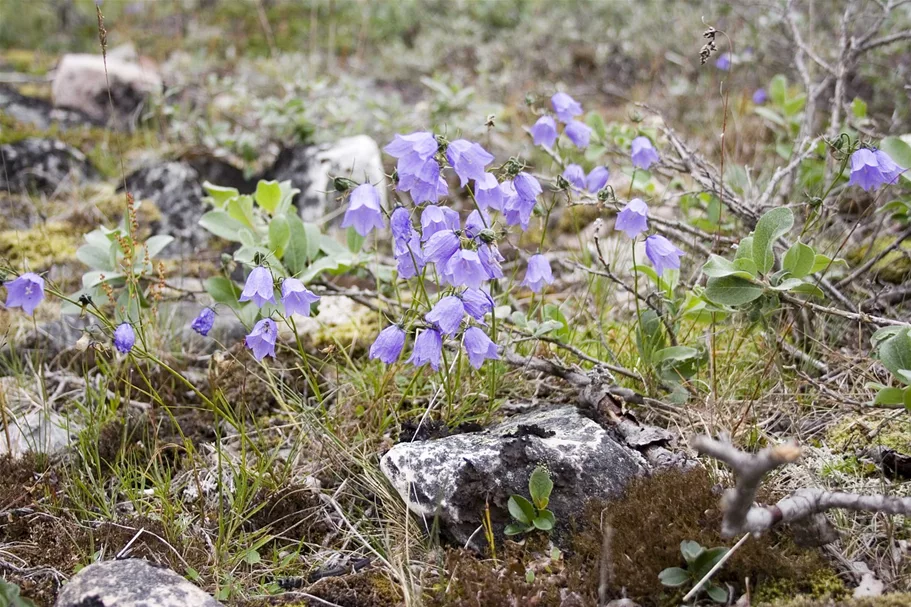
[
  {"x1": 705, "y1": 276, "x2": 764, "y2": 306},
  {"x1": 783, "y1": 241, "x2": 815, "y2": 278},
  {"x1": 751, "y1": 207, "x2": 794, "y2": 274}
]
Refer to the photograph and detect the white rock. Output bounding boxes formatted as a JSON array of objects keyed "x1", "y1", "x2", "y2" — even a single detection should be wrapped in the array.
[{"x1": 0, "y1": 409, "x2": 81, "y2": 457}]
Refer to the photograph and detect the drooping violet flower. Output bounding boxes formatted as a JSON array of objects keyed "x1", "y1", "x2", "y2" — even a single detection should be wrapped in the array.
[
  {"x1": 586, "y1": 166, "x2": 610, "y2": 192},
  {"x1": 113, "y1": 323, "x2": 135, "y2": 354},
  {"x1": 245, "y1": 318, "x2": 278, "y2": 361},
  {"x1": 446, "y1": 139, "x2": 494, "y2": 187},
  {"x1": 465, "y1": 209, "x2": 492, "y2": 239},
  {"x1": 384, "y1": 131, "x2": 438, "y2": 162},
  {"x1": 716, "y1": 53, "x2": 731, "y2": 71},
  {"x1": 565, "y1": 120, "x2": 592, "y2": 149},
  {"x1": 478, "y1": 243, "x2": 505, "y2": 280},
  {"x1": 461, "y1": 288, "x2": 493, "y2": 321},
  {"x1": 522, "y1": 254, "x2": 555, "y2": 293},
  {"x1": 752, "y1": 88, "x2": 767, "y2": 105},
  {"x1": 239, "y1": 266, "x2": 276, "y2": 308},
  {"x1": 847, "y1": 148, "x2": 904, "y2": 191},
  {"x1": 530, "y1": 116, "x2": 558, "y2": 147},
  {"x1": 474, "y1": 172, "x2": 503, "y2": 211},
  {"x1": 631, "y1": 136, "x2": 660, "y2": 170},
  {"x1": 462, "y1": 326, "x2": 500, "y2": 369},
  {"x1": 369, "y1": 325, "x2": 406, "y2": 364},
  {"x1": 390, "y1": 207, "x2": 414, "y2": 248},
  {"x1": 385, "y1": 132, "x2": 446, "y2": 203},
  {"x1": 190, "y1": 307, "x2": 215, "y2": 336},
  {"x1": 281, "y1": 278, "x2": 320, "y2": 317},
  {"x1": 3, "y1": 272, "x2": 44, "y2": 315},
  {"x1": 397, "y1": 157, "x2": 449, "y2": 204},
  {"x1": 407, "y1": 328, "x2": 443, "y2": 371},
  {"x1": 396, "y1": 235, "x2": 426, "y2": 279},
  {"x1": 645, "y1": 235, "x2": 685, "y2": 276},
  {"x1": 341, "y1": 183, "x2": 385, "y2": 236},
  {"x1": 615, "y1": 198, "x2": 649, "y2": 239},
  {"x1": 446, "y1": 249, "x2": 488, "y2": 290},
  {"x1": 423, "y1": 229, "x2": 461, "y2": 267},
  {"x1": 420, "y1": 205, "x2": 460, "y2": 242},
  {"x1": 503, "y1": 194, "x2": 536, "y2": 231},
  {"x1": 551, "y1": 92, "x2": 583, "y2": 123},
  {"x1": 562, "y1": 164, "x2": 586, "y2": 189},
  {"x1": 514, "y1": 172, "x2": 542, "y2": 202},
  {"x1": 425, "y1": 295, "x2": 465, "y2": 335}
]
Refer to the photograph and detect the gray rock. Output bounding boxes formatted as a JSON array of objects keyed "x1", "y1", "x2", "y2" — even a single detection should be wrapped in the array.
[
  {"x1": 0, "y1": 84, "x2": 96, "y2": 130},
  {"x1": 380, "y1": 406, "x2": 648, "y2": 547},
  {"x1": 55, "y1": 559, "x2": 222, "y2": 607},
  {"x1": 0, "y1": 409, "x2": 81, "y2": 457},
  {"x1": 124, "y1": 162, "x2": 207, "y2": 257},
  {"x1": 269, "y1": 135, "x2": 386, "y2": 224},
  {"x1": 0, "y1": 138, "x2": 97, "y2": 194},
  {"x1": 52, "y1": 53, "x2": 162, "y2": 126}
]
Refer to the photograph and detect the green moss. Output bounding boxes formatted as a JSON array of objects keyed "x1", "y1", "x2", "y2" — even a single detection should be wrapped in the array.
[
  {"x1": 827, "y1": 414, "x2": 911, "y2": 457},
  {"x1": 0, "y1": 222, "x2": 80, "y2": 269},
  {"x1": 760, "y1": 593, "x2": 911, "y2": 607},
  {"x1": 820, "y1": 456, "x2": 879, "y2": 479},
  {"x1": 846, "y1": 237, "x2": 911, "y2": 284}
]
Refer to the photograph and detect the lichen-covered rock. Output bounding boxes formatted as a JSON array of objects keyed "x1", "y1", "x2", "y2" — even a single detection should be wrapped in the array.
[
  {"x1": 380, "y1": 406, "x2": 649, "y2": 547},
  {"x1": 0, "y1": 84, "x2": 96, "y2": 130},
  {"x1": 123, "y1": 162, "x2": 207, "y2": 257},
  {"x1": 269, "y1": 135, "x2": 386, "y2": 224},
  {"x1": 55, "y1": 559, "x2": 222, "y2": 607},
  {"x1": 52, "y1": 54, "x2": 162, "y2": 127},
  {"x1": 0, "y1": 138, "x2": 97, "y2": 194}
]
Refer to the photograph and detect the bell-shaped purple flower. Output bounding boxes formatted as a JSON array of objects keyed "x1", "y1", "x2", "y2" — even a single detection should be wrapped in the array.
[
  {"x1": 3, "y1": 272, "x2": 45, "y2": 316},
  {"x1": 239, "y1": 266, "x2": 276, "y2": 308},
  {"x1": 462, "y1": 326, "x2": 500, "y2": 369},
  {"x1": 563, "y1": 164, "x2": 586, "y2": 189},
  {"x1": 386, "y1": 132, "x2": 446, "y2": 204},
  {"x1": 446, "y1": 249, "x2": 488, "y2": 290},
  {"x1": 369, "y1": 325, "x2": 406, "y2": 364},
  {"x1": 565, "y1": 120, "x2": 592, "y2": 149},
  {"x1": 398, "y1": 157, "x2": 448, "y2": 204},
  {"x1": 420, "y1": 205, "x2": 460, "y2": 242},
  {"x1": 514, "y1": 172, "x2": 541, "y2": 202},
  {"x1": 384, "y1": 131, "x2": 438, "y2": 162},
  {"x1": 848, "y1": 148, "x2": 904, "y2": 191},
  {"x1": 631, "y1": 136, "x2": 660, "y2": 170},
  {"x1": 875, "y1": 149, "x2": 904, "y2": 186},
  {"x1": 465, "y1": 209, "x2": 492, "y2": 239},
  {"x1": 446, "y1": 139, "x2": 494, "y2": 187},
  {"x1": 281, "y1": 278, "x2": 320, "y2": 317},
  {"x1": 715, "y1": 53, "x2": 731, "y2": 71},
  {"x1": 461, "y1": 288, "x2": 493, "y2": 321},
  {"x1": 551, "y1": 92, "x2": 583, "y2": 123},
  {"x1": 530, "y1": 116, "x2": 558, "y2": 147},
  {"x1": 341, "y1": 183, "x2": 385, "y2": 237},
  {"x1": 645, "y1": 235, "x2": 685, "y2": 276},
  {"x1": 191, "y1": 307, "x2": 215, "y2": 336},
  {"x1": 503, "y1": 193, "x2": 536, "y2": 231},
  {"x1": 423, "y1": 229, "x2": 461, "y2": 267},
  {"x1": 390, "y1": 207, "x2": 414, "y2": 249},
  {"x1": 586, "y1": 166, "x2": 610, "y2": 192},
  {"x1": 615, "y1": 198, "x2": 649, "y2": 239},
  {"x1": 474, "y1": 172, "x2": 503, "y2": 211},
  {"x1": 522, "y1": 254, "x2": 555, "y2": 293},
  {"x1": 478, "y1": 243, "x2": 504, "y2": 280},
  {"x1": 113, "y1": 323, "x2": 136, "y2": 354},
  {"x1": 752, "y1": 88, "x2": 767, "y2": 104},
  {"x1": 245, "y1": 318, "x2": 278, "y2": 361},
  {"x1": 407, "y1": 328, "x2": 443, "y2": 371},
  {"x1": 425, "y1": 295, "x2": 465, "y2": 335},
  {"x1": 396, "y1": 235, "x2": 426, "y2": 279}
]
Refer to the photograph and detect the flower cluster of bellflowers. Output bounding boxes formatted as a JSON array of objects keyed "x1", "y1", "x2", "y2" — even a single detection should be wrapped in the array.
[{"x1": 362, "y1": 131, "x2": 563, "y2": 371}]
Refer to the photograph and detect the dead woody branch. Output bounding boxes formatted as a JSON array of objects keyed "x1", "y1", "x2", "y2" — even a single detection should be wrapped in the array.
[{"x1": 693, "y1": 436, "x2": 911, "y2": 538}]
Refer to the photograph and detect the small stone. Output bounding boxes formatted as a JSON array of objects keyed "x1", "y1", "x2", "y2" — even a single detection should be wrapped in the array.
[
  {"x1": 0, "y1": 409, "x2": 81, "y2": 457},
  {"x1": 55, "y1": 559, "x2": 222, "y2": 607}
]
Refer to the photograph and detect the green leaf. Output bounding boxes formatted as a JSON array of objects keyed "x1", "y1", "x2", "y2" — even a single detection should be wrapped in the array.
[
  {"x1": 143, "y1": 234, "x2": 174, "y2": 259},
  {"x1": 276, "y1": 180, "x2": 300, "y2": 215},
  {"x1": 206, "y1": 277, "x2": 243, "y2": 311},
  {"x1": 809, "y1": 254, "x2": 846, "y2": 274},
  {"x1": 254, "y1": 180, "x2": 282, "y2": 214},
  {"x1": 76, "y1": 243, "x2": 116, "y2": 271},
  {"x1": 783, "y1": 241, "x2": 815, "y2": 278},
  {"x1": 543, "y1": 304, "x2": 570, "y2": 341},
  {"x1": 199, "y1": 210, "x2": 248, "y2": 242},
  {"x1": 244, "y1": 549, "x2": 261, "y2": 565},
  {"x1": 874, "y1": 387, "x2": 905, "y2": 406},
  {"x1": 782, "y1": 93, "x2": 806, "y2": 117},
  {"x1": 202, "y1": 181, "x2": 240, "y2": 206},
  {"x1": 769, "y1": 277, "x2": 804, "y2": 291},
  {"x1": 505, "y1": 522, "x2": 531, "y2": 536},
  {"x1": 905, "y1": 387, "x2": 911, "y2": 411},
  {"x1": 508, "y1": 495, "x2": 535, "y2": 525},
  {"x1": 752, "y1": 207, "x2": 794, "y2": 274},
  {"x1": 303, "y1": 223, "x2": 322, "y2": 261},
  {"x1": 283, "y1": 215, "x2": 311, "y2": 275},
  {"x1": 880, "y1": 136, "x2": 911, "y2": 184},
  {"x1": 702, "y1": 255, "x2": 754, "y2": 279},
  {"x1": 872, "y1": 326, "x2": 906, "y2": 347},
  {"x1": 706, "y1": 584, "x2": 729, "y2": 603},
  {"x1": 693, "y1": 547, "x2": 729, "y2": 579},
  {"x1": 658, "y1": 567, "x2": 691, "y2": 587},
  {"x1": 734, "y1": 236, "x2": 754, "y2": 262},
  {"x1": 769, "y1": 75, "x2": 787, "y2": 105},
  {"x1": 226, "y1": 195, "x2": 257, "y2": 229},
  {"x1": 298, "y1": 255, "x2": 352, "y2": 284},
  {"x1": 654, "y1": 346, "x2": 700, "y2": 364},
  {"x1": 532, "y1": 510, "x2": 555, "y2": 531},
  {"x1": 852, "y1": 97, "x2": 868, "y2": 119},
  {"x1": 879, "y1": 329, "x2": 911, "y2": 385},
  {"x1": 268, "y1": 215, "x2": 291, "y2": 256},
  {"x1": 754, "y1": 106, "x2": 787, "y2": 127},
  {"x1": 787, "y1": 282, "x2": 825, "y2": 298},
  {"x1": 733, "y1": 257, "x2": 759, "y2": 277},
  {"x1": 680, "y1": 540, "x2": 703, "y2": 564},
  {"x1": 528, "y1": 466, "x2": 553, "y2": 510},
  {"x1": 705, "y1": 276, "x2": 763, "y2": 306},
  {"x1": 347, "y1": 226, "x2": 366, "y2": 253},
  {"x1": 586, "y1": 112, "x2": 607, "y2": 140}
]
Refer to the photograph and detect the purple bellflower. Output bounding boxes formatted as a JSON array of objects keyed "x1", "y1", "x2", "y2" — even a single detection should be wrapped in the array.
[
  {"x1": 586, "y1": 166, "x2": 610, "y2": 192},
  {"x1": 465, "y1": 209, "x2": 492, "y2": 239},
  {"x1": 461, "y1": 288, "x2": 493, "y2": 321},
  {"x1": 479, "y1": 243, "x2": 505, "y2": 279},
  {"x1": 191, "y1": 307, "x2": 215, "y2": 336},
  {"x1": 848, "y1": 148, "x2": 904, "y2": 192},
  {"x1": 423, "y1": 229, "x2": 461, "y2": 268},
  {"x1": 530, "y1": 115, "x2": 558, "y2": 147},
  {"x1": 446, "y1": 249, "x2": 488, "y2": 290},
  {"x1": 551, "y1": 92, "x2": 583, "y2": 123},
  {"x1": 281, "y1": 278, "x2": 320, "y2": 316},
  {"x1": 615, "y1": 198, "x2": 649, "y2": 239},
  {"x1": 474, "y1": 172, "x2": 504, "y2": 211},
  {"x1": 407, "y1": 328, "x2": 443, "y2": 371},
  {"x1": 240, "y1": 266, "x2": 276, "y2": 308},
  {"x1": 563, "y1": 164, "x2": 586, "y2": 189},
  {"x1": 370, "y1": 325, "x2": 406, "y2": 364},
  {"x1": 752, "y1": 88, "x2": 767, "y2": 104},
  {"x1": 645, "y1": 235, "x2": 685, "y2": 276},
  {"x1": 396, "y1": 235, "x2": 426, "y2": 279},
  {"x1": 446, "y1": 139, "x2": 494, "y2": 187},
  {"x1": 631, "y1": 136, "x2": 660, "y2": 170},
  {"x1": 341, "y1": 183, "x2": 385, "y2": 237},
  {"x1": 425, "y1": 295, "x2": 465, "y2": 335},
  {"x1": 384, "y1": 131, "x2": 447, "y2": 203},
  {"x1": 716, "y1": 53, "x2": 731, "y2": 71},
  {"x1": 462, "y1": 327, "x2": 500, "y2": 369},
  {"x1": 420, "y1": 205, "x2": 460, "y2": 242},
  {"x1": 522, "y1": 254, "x2": 555, "y2": 293},
  {"x1": 390, "y1": 207, "x2": 414, "y2": 247},
  {"x1": 565, "y1": 120, "x2": 592, "y2": 148},
  {"x1": 3, "y1": 272, "x2": 45, "y2": 315},
  {"x1": 113, "y1": 323, "x2": 136, "y2": 354},
  {"x1": 245, "y1": 318, "x2": 278, "y2": 361}
]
